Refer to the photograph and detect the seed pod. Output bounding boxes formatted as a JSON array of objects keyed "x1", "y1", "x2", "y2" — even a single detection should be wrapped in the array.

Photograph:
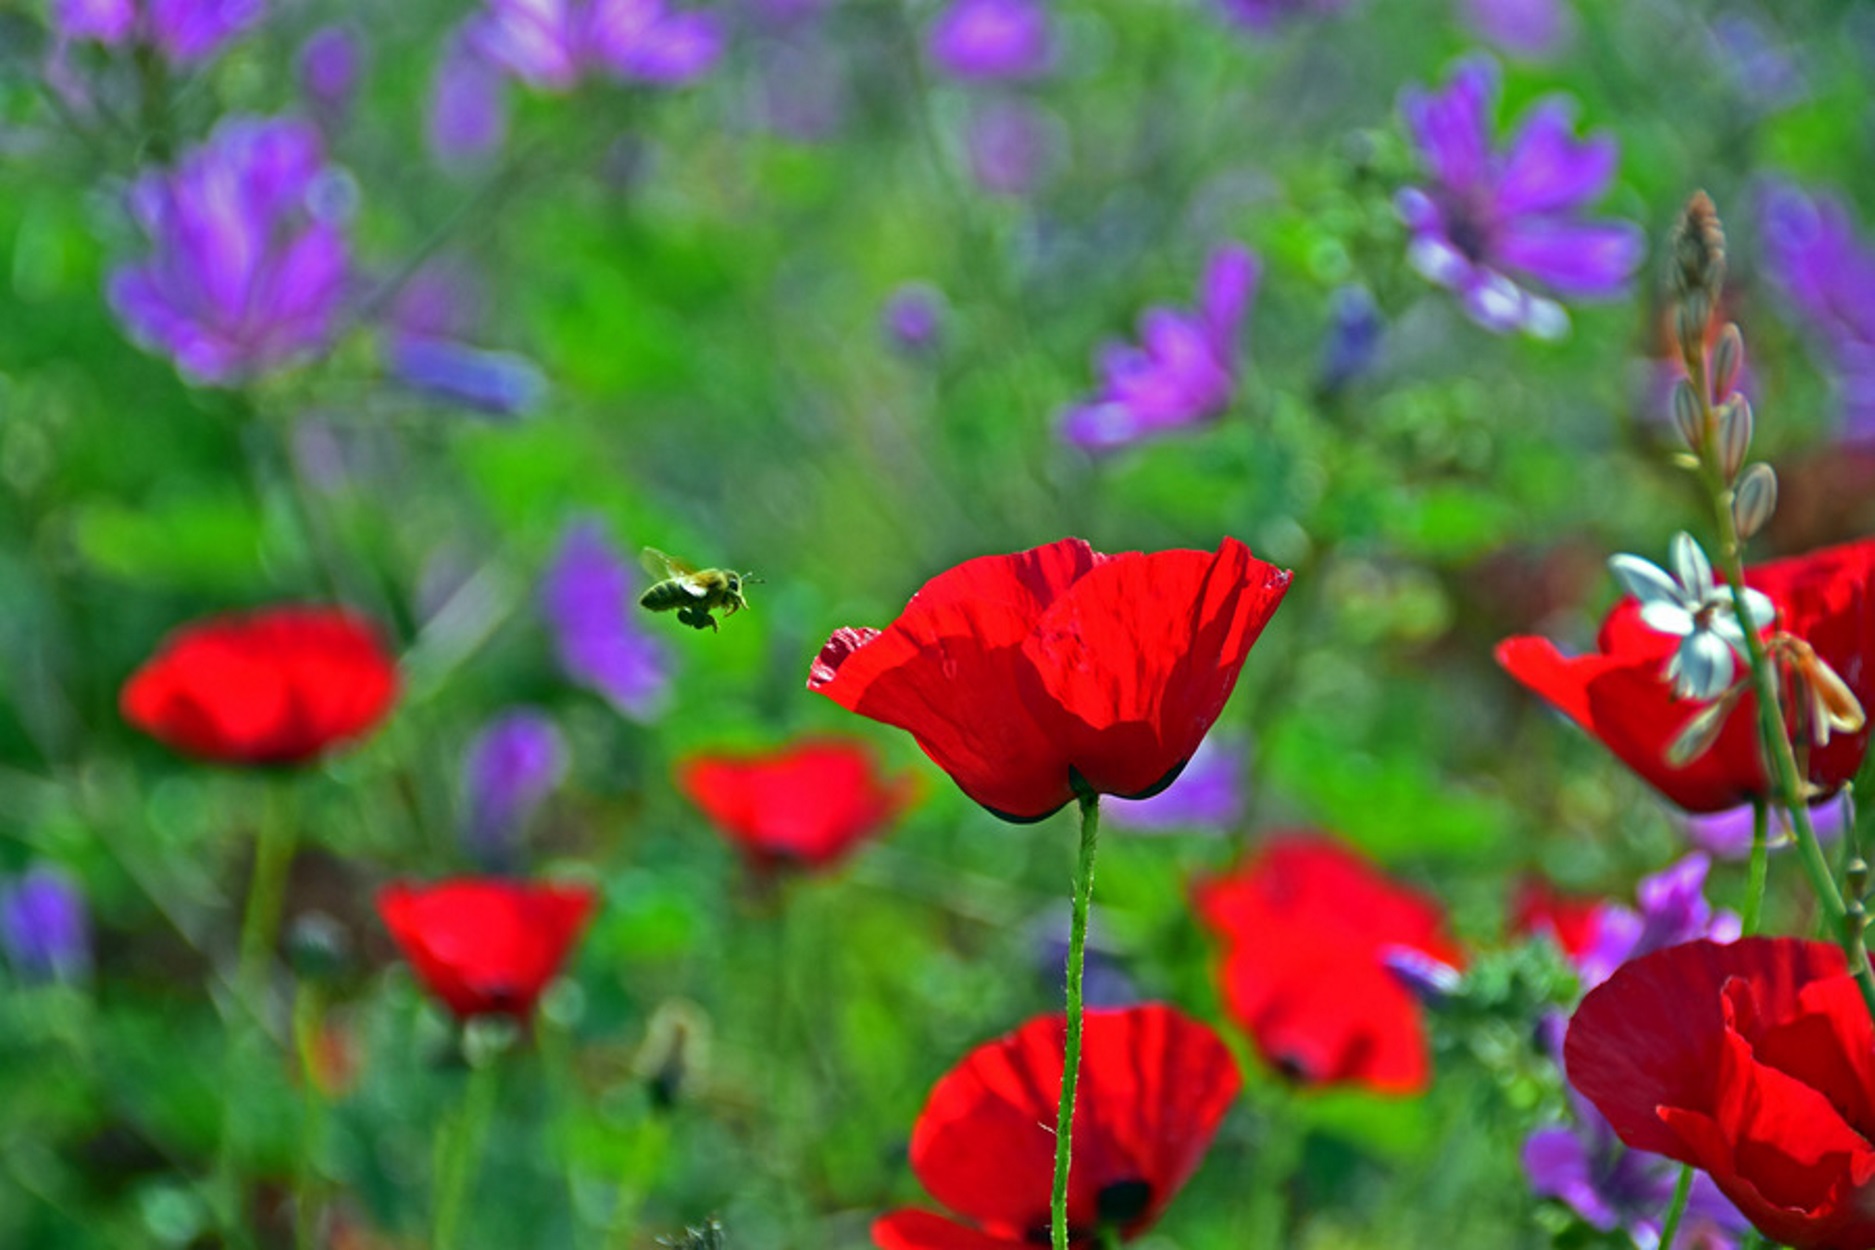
[
  {"x1": 1671, "y1": 190, "x2": 1727, "y2": 303},
  {"x1": 1733, "y1": 462, "x2": 1778, "y2": 538},
  {"x1": 1711, "y1": 322, "x2": 1744, "y2": 403},
  {"x1": 1716, "y1": 395, "x2": 1754, "y2": 480},
  {"x1": 1672, "y1": 379, "x2": 1704, "y2": 451}
]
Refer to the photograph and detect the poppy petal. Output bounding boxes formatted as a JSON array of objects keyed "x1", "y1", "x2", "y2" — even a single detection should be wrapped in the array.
[
  {"x1": 377, "y1": 879, "x2": 596, "y2": 1020},
  {"x1": 872, "y1": 1211, "x2": 1027, "y2": 1250}
]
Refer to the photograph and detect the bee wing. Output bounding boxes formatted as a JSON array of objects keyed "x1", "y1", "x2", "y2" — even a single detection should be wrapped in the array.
[
  {"x1": 676, "y1": 575, "x2": 713, "y2": 599},
  {"x1": 641, "y1": 547, "x2": 697, "y2": 580}
]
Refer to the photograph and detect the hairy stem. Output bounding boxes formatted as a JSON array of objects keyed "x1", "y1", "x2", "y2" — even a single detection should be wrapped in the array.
[{"x1": 1051, "y1": 793, "x2": 1101, "y2": 1250}]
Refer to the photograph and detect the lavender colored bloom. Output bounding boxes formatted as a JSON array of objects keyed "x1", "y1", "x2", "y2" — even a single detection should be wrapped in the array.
[
  {"x1": 1212, "y1": 0, "x2": 1350, "y2": 31},
  {"x1": 881, "y1": 282, "x2": 946, "y2": 354},
  {"x1": 1, "y1": 867, "x2": 91, "y2": 982},
  {"x1": 1318, "y1": 283, "x2": 1384, "y2": 393},
  {"x1": 1397, "y1": 56, "x2": 1643, "y2": 338},
  {"x1": 55, "y1": 0, "x2": 262, "y2": 64},
  {"x1": 1758, "y1": 181, "x2": 1875, "y2": 442},
  {"x1": 1059, "y1": 243, "x2": 1258, "y2": 453},
  {"x1": 1034, "y1": 908, "x2": 1136, "y2": 1009},
  {"x1": 108, "y1": 116, "x2": 349, "y2": 385},
  {"x1": 1458, "y1": 0, "x2": 1571, "y2": 61},
  {"x1": 470, "y1": 0, "x2": 724, "y2": 92},
  {"x1": 1524, "y1": 1104, "x2": 1744, "y2": 1247},
  {"x1": 462, "y1": 710, "x2": 567, "y2": 862},
  {"x1": 926, "y1": 0, "x2": 1050, "y2": 82},
  {"x1": 390, "y1": 337, "x2": 548, "y2": 418},
  {"x1": 429, "y1": 31, "x2": 511, "y2": 166},
  {"x1": 1681, "y1": 798, "x2": 1846, "y2": 860},
  {"x1": 1573, "y1": 855, "x2": 1740, "y2": 990},
  {"x1": 541, "y1": 520, "x2": 671, "y2": 720},
  {"x1": 1103, "y1": 735, "x2": 1245, "y2": 833},
  {"x1": 963, "y1": 96, "x2": 1056, "y2": 197},
  {"x1": 299, "y1": 26, "x2": 363, "y2": 124}
]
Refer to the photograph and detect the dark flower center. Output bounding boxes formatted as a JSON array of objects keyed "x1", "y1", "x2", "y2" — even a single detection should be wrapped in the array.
[{"x1": 1096, "y1": 1178, "x2": 1154, "y2": 1225}]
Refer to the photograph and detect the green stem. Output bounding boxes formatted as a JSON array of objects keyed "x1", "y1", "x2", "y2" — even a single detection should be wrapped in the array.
[
  {"x1": 1051, "y1": 793, "x2": 1101, "y2": 1250},
  {"x1": 292, "y1": 984, "x2": 328, "y2": 1250},
  {"x1": 237, "y1": 781, "x2": 297, "y2": 1005},
  {"x1": 1743, "y1": 798, "x2": 1768, "y2": 936},
  {"x1": 1097, "y1": 1227, "x2": 1123, "y2": 1250},
  {"x1": 433, "y1": 1052, "x2": 502, "y2": 1250},
  {"x1": 1657, "y1": 1163, "x2": 1694, "y2": 1250},
  {"x1": 1688, "y1": 336, "x2": 1875, "y2": 1024}
]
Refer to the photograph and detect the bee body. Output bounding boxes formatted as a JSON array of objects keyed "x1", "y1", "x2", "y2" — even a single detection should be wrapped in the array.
[{"x1": 638, "y1": 550, "x2": 758, "y2": 632}]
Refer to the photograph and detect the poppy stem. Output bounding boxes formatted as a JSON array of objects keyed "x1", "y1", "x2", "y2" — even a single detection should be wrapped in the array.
[
  {"x1": 236, "y1": 780, "x2": 297, "y2": 1007},
  {"x1": 1656, "y1": 1162, "x2": 1693, "y2": 1249},
  {"x1": 1743, "y1": 798, "x2": 1768, "y2": 936},
  {"x1": 1051, "y1": 791, "x2": 1101, "y2": 1250},
  {"x1": 433, "y1": 1045, "x2": 502, "y2": 1250}
]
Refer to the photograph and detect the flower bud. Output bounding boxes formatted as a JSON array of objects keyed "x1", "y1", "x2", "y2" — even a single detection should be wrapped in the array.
[
  {"x1": 1672, "y1": 379, "x2": 1704, "y2": 452},
  {"x1": 1849, "y1": 856, "x2": 1870, "y2": 902},
  {"x1": 1711, "y1": 322, "x2": 1744, "y2": 403},
  {"x1": 1716, "y1": 395, "x2": 1753, "y2": 481},
  {"x1": 286, "y1": 911, "x2": 352, "y2": 981},
  {"x1": 1677, "y1": 296, "x2": 1712, "y2": 358},
  {"x1": 1732, "y1": 462, "x2": 1778, "y2": 538},
  {"x1": 1671, "y1": 190, "x2": 1727, "y2": 304}
]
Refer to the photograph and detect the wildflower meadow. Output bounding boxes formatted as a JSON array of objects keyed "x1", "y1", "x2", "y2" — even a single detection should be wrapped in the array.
[{"x1": 5, "y1": 0, "x2": 1875, "y2": 1247}]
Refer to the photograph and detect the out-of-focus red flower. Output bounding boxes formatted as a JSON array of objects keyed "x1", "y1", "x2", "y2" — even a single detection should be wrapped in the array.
[
  {"x1": 1510, "y1": 877, "x2": 1606, "y2": 960},
  {"x1": 1193, "y1": 834, "x2": 1464, "y2": 1093},
  {"x1": 122, "y1": 606, "x2": 399, "y2": 766},
  {"x1": 872, "y1": 1003, "x2": 1239, "y2": 1249},
  {"x1": 808, "y1": 537, "x2": 1291, "y2": 823},
  {"x1": 1566, "y1": 937, "x2": 1875, "y2": 1250},
  {"x1": 676, "y1": 737, "x2": 915, "y2": 871},
  {"x1": 1497, "y1": 538, "x2": 1875, "y2": 813},
  {"x1": 377, "y1": 879, "x2": 595, "y2": 1020}
]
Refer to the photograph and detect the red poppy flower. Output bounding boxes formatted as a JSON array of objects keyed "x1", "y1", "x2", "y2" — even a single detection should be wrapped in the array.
[
  {"x1": 872, "y1": 1003, "x2": 1239, "y2": 1250},
  {"x1": 376, "y1": 879, "x2": 596, "y2": 1020},
  {"x1": 808, "y1": 537, "x2": 1291, "y2": 823},
  {"x1": 1193, "y1": 834, "x2": 1464, "y2": 1093},
  {"x1": 122, "y1": 606, "x2": 399, "y2": 766},
  {"x1": 1510, "y1": 877, "x2": 1607, "y2": 961},
  {"x1": 1497, "y1": 538, "x2": 1875, "y2": 813},
  {"x1": 1565, "y1": 937, "x2": 1875, "y2": 1250},
  {"x1": 676, "y1": 737, "x2": 915, "y2": 871}
]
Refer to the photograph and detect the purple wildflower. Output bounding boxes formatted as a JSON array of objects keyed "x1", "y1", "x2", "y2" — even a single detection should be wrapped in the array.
[
  {"x1": 429, "y1": 30, "x2": 511, "y2": 166},
  {"x1": 108, "y1": 116, "x2": 349, "y2": 385},
  {"x1": 963, "y1": 96, "x2": 1057, "y2": 197},
  {"x1": 1524, "y1": 1104, "x2": 1744, "y2": 1248},
  {"x1": 881, "y1": 282, "x2": 946, "y2": 355},
  {"x1": 1103, "y1": 735, "x2": 1246, "y2": 833},
  {"x1": 541, "y1": 520, "x2": 671, "y2": 721},
  {"x1": 390, "y1": 338, "x2": 548, "y2": 418},
  {"x1": 299, "y1": 26, "x2": 363, "y2": 126},
  {"x1": 54, "y1": 0, "x2": 263, "y2": 64},
  {"x1": 1, "y1": 867, "x2": 91, "y2": 982},
  {"x1": 1681, "y1": 798, "x2": 1846, "y2": 861},
  {"x1": 1758, "y1": 181, "x2": 1875, "y2": 442},
  {"x1": 1572, "y1": 855, "x2": 1740, "y2": 990},
  {"x1": 1458, "y1": 0, "x2": 1571, "y2": 61},
  {"x1": 1059, "y1": 243, "x2": 1258, "y2": 453},
  {"x1": 462, "y1": 709, "x2": 567, "y2": 864},
  {"x1": 1212, "y1": 0, "x2": 1351, "y2": 31},
  {"x1": 926, "y1": 0, "x2": 1050, "y2": 82},
  {"x1": 469, "y1": 0, "x2": 725, "y2": 93},
  {"x1": 1397, "y1": 55, "x2": 1643, "y2": 338},
  {"x1": 1318, "y1": 283, "x2": 1384, "y2": 394}
]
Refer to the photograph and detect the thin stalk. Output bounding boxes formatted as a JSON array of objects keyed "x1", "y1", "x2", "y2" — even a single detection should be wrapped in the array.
[
  {"x1": 1687, "y1": 334, "x2": 1875, "y2": 1023},
  {"x1": 1051, "y1": 793, "x2": 1101, "y2": 1250},
  {"x1": 237, "y1": 780, "x2": 297, "y2": 1005},
  {"x1": 1098, "y1": 1227, "x2": 1123, "y2": 1250},
  {"x1": 1743, "y1": 798, "x2": 1768, "y2": 936},
  {"x1": 1657, "y1": 1163, "x2": 1694, "y2": 1250},
  {"x1": 433, "y1": 1054, "x2": 502, "y2": 1250},
  {"x1": 291, "y1": 984, "x2": 328, "y2": 1250}
]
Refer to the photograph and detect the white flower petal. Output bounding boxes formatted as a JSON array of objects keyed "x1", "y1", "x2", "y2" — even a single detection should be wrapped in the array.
[
  {"x1": 1675, "y1": 630, "x2": 1737, "y2": 701},
  {"x1": 1670, "y1": 532, "x2": 1715, "y2": 600},
  {"x1": 1609, "y1": 554, "x2": 1688, "y2": 612},
  {"x1": 1639, "y1": 601, "x2": 1697, "y2": 638}
]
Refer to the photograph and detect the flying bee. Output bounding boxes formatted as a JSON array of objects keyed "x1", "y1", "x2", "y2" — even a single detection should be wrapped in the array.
[{"x1": 639, "y1": 548, "x2": 759, "y2": 632}]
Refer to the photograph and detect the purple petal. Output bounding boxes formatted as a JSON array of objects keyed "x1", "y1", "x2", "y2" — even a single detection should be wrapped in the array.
[
  {"x1": 540, "y1": 520, "x2": 671, "y2": 720},
  {"x1": 965, "y1": 97, "x2": 1056, "y2": 197},
  {"x1": 1523, "y1": 1126, "x2": 1621, "y2": 1230},
  {"x1": 1103, "y1": 736, "x2": 1247, "y2": 832},
  {"x1": 390, "y1": 336, "x2": 549, "y2": 417},
  {"x1": 147, "y1": 0, "x2": 264, "y2": 64},
  {"x1": 475, "y1": 0, "x2": 581, "y2": 90},
  {"x1": 54, "y1": 0, "x2": 134, "y2": 42},
  {"x1": 1494, "y1": 216, "x2": 1644, "y2": 297},
  {"x1": 462, "y1": 709, "x2": 566, "y2": 859},
  {"x1": 1400, "y1": 54, "x2": 1499, "y2": 192},
  {"x1": 1494, "y1": 98, "x2": 1617, "y2": 217},
  {"x1": 1460, "y1": 0, "x2": 1570, "y2": 60},
  {"x1": 430, "y1": 30, "x2": 513, "y2": 163},
  {"x1": 597, "y1": 7, "x2": 724, "y2": 84},
  {"x1": 1198, "y1": 242, "x2": 1260, "y2": 359},
  {"x1": 299, "y1": 26, "x2": 364, "y2": 117},
  {"x1": 1, "y1": 868, "x2": 91, "y2": 982},
  {"x1": 926, "y1": 0, "x2": 1051, "y2": 82}
]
